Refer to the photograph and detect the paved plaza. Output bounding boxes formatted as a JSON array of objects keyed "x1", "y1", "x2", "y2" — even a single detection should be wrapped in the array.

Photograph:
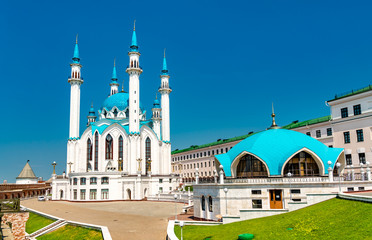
[{"x1": 22, "y1": 199, "x2": 184, "y2": 240}]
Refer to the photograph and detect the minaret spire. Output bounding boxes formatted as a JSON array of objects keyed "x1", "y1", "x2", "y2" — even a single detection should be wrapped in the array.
[
  {"x1": 110, "y1": 58, "x2": 119, "y2": 95},
  {"x1": 269, "y1": 103, "x2": 280, "y2": 129}
]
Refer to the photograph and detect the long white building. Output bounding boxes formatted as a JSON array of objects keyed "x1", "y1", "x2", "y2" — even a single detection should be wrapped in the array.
[{"x1": 52, "y1": 26, "x2": 177, "y2": 201}]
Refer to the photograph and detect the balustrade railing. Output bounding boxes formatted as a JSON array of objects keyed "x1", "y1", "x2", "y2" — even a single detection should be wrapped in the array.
[{"x1": 0, "y1": 199, "x2": 20, "y2": 213}]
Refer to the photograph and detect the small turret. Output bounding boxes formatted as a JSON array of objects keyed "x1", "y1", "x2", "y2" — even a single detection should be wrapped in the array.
[
  {"x1": 87, "y1": 103, "x2": 97, "y2": 126},
  {"x1": 110, "y1": 59, "x2": 119, "y2": 95}
]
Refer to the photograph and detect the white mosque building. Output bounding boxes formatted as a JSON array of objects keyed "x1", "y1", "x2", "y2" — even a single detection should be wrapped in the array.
[{"x1": 52, "y1": 26, "x2": 178, "y2": 201}]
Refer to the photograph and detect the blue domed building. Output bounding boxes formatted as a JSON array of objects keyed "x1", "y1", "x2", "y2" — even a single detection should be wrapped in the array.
[
  {"x1": 52, "y1": 26, "x2": 177, "y2": 201},
  {"x1": 192, "y1": 115, "x2": 371, "y2": 223}
]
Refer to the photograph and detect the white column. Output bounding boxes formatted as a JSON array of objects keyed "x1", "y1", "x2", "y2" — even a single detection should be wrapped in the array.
[
  {"x1": 69, "y1": 83, "x2": 82, "y2": 138},
  {"x1": 328, "y1": 166, "x2": 333, "y2": 182},
  {"x1": 219, "y1": 165, "x2": 224, "y2": 185},
  {"x1": 127, "y1": 53, "x2": 141, "y2": 134},
  {"x1": 160, "y1": 88, "x2": 170, "y2": 142}
]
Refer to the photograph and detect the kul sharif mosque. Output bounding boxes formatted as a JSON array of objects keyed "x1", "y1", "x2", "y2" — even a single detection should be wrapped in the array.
[{"x1": 51, "y1": 24, "x2": 178, "y2": 201}]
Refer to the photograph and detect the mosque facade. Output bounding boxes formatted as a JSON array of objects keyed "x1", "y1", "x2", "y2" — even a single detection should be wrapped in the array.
[{"x1": 52, "y1": 27, "x2": 178, "y2": 201}]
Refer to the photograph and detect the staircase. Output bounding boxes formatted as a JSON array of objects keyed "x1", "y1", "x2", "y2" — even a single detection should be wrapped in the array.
[{"x1": 26, "y1": 219, "x2": 67, "y2": 239}]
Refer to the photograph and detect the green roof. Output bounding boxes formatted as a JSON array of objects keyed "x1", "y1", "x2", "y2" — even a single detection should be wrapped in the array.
[
  {"x1": 171, "y1": 132, "x2": 256, "y2": 154},
  {"x1": 282, "y1": 115, "x2": 331, "y2": 130},
  {"x1": 329, "y1": 85, "x2": 372, "y2": 102}
]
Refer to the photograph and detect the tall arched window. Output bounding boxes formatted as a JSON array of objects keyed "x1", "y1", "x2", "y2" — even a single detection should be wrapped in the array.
[
  {"x1": 237, "y1": 154, "x2": 268, "y2": 178},
  {"x1": 94, "y1": 132, "x2": 99, "y2": 171},
  {"x1": 145, "y1": 137, "x2": 151, "y2": 174},
  {"x1": 106, "y1": 134, "x2": 113, "y2": 160},
  {"x1": 283, "y1": 151, "x2": 320, "y2": 177},
  {"x1": 87, "y1": 139, "x2": 92, "y2": 171},
  {"x1": 201, "y1": 195, "x2": 205, "y2": 211},
  {"x1": 118, "y1": 136, "x2": 123, "y2": 171},
  {"x1": 208, "y1": 196, "x2": 213, "y2": 212}
]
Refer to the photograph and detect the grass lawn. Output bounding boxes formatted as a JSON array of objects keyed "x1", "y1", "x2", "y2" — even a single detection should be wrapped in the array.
[
  {"x1": 26, "y1": 212, "x2": 55, "y2": 234},
  {"x1": 36, "y1": 224, "x2": 103, "y2": 240},
  {"x1": 175, "y1": 198, "x2": 372, "y2": 240}
]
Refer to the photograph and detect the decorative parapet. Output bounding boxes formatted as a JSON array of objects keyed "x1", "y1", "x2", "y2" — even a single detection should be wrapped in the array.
[
  {"x1": 68, "y1": 137, "x2": 80, "y2": 141},
  {"x1": 129, "y1": 131, "x2": 140, "y2": 136}
]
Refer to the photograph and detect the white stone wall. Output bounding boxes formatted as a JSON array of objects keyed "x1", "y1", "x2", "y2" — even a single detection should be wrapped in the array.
[{"x1": 193, "y1": 181, "x2": 372, "y2": 222}]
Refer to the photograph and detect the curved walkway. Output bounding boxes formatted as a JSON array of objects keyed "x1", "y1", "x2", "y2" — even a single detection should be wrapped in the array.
[{"x1": 22, "y1": 199, "x2": 184, "y2": 240}]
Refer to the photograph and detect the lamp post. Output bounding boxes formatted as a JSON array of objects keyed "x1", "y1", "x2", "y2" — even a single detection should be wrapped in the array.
[
  {"x1": 223, "y1": 187, "x2": 228, "y2": 215},
  {"x1": 118, "y1": 158, "x2": 123, "y2": 172},
  {"x1": 180, "y1": 221, "x2": 184, "y2": 240},
  {"x1": 336, "y1": 162, "x2": 341, "y2": 192},
  {"x1": 287, "y1": 172, "x2": 292, "y2": 201},
  {"x1": 174, "y1": 194, "x2": 178, "y2": 221},
  {"x1": 52, "y1": 161, "x2": 57, "y2": 175}
]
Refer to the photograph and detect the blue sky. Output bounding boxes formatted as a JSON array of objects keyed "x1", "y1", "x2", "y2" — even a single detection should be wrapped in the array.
[{"x1": 1, "y1": 0, "x2": 372, "y2": 182}]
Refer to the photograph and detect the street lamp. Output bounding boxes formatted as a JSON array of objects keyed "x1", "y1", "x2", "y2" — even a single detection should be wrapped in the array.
[
  {"x1": 223, "y1": 187, "x2": 228, "y2": 215},
  {"x1": 287, "y1": 172, "x2": 292, "y2": 201},
  {"x1": 174, "y1": 194, "x2": 178, "y2": 221},
  {"x1": 336, "y1": 162, "x2": 341, "y2": 192},
  {"x1": 179, "y1": 221, "x2": 184, "y2": 240}
]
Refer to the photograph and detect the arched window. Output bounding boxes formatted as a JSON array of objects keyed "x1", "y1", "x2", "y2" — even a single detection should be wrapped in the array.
[
  {"x1": 283, "y1": 151, "x2": 320, "y2": 177},
  {"x1": 201, "y1": 195, "x2": 205, "y2": 211},
  {"x1": 94, "y1": 132, "x2": 99, "y2": 171},
  {"x1": 87, "y1": 139, "x2": 92, "y2": 171},
  {"x1": 145, "y1": 137, "x2": 151, "y2": 174},
  {"x1": 119, "y1": 136, "x2": 123, "y2": 171},
  {"x1": 131, "y1": 61, "x2": 133, "y2": 67},
  {"x1": 237, "y1": 154, "x2": 268, "y2": 178},
  {"x1": 208, "y1": 196, "x2": 213, "y2": 212},
  {"x1": 113, "y1": 109, "x2": 118, "y2": 117},
  {"x1": 106, "y1": 134, "x2": 113, "y2": 159}
]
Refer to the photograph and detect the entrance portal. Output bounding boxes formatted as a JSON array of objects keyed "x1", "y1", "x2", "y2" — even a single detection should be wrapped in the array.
[{"x1": 269, "y1": 190, "x2": 283, "y2": 209}]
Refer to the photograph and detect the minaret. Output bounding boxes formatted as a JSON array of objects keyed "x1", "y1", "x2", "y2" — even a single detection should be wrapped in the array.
[
  {"x1": 159, "y1": 50, "x2": 172, "y2": 142},
  {"x1": 68, "y1": 35, "x2": 83, "y2": 139},
  {"x1": 151, "y1": 95, "x2": 162, "y2": 138},
  {"x1": 87, "y1": 103, "x2": 97, "y2": 126},
  {"x1": 126, "y1": 21, "x2": 142, "y2": 134},
  {"x1": 110, "y1": 59, "x2": 119, "y2": 96}
]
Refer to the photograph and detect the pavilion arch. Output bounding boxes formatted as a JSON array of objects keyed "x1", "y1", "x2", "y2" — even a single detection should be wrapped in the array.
[
  {"x1": 281, "y1": 148, "x2": 325, "y2": 177},
  {"x1": 332, "y1": 151, "x2": 346, "y2": 176},
  {"x1": 230, "y1": 151, "x2": 270, "y2": 178}
]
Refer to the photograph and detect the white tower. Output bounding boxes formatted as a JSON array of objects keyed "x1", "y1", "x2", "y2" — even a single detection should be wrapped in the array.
[
  {"x1": 152, "y1": 95, "x2": 162, "y2": 139},
  {"x1": 126, "y1": 24, "x2": 142, "y2": 134},
  {"x1": 68, "y1": 36, "x2": 83, "y2": 139},
  {"x1": 159, "y1": 51, "x2": 172, "y2": 175},
  {"x1": 67, "y1": 36, "x2": 83, "y2": 174},
  {"x1": 110, "y1": 59, "x2": 119, "y2": 96},
  {"x1": 159, "y1": 51, "x2": 172, "y2": 142}
]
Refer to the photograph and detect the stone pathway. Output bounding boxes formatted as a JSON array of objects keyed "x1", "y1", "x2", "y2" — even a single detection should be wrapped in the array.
[
  {"x1": 22, "y1": 199, "x2": 184, "y2": 240},
  {"x1": 1, "y1": 222, "x2": 14, "y2": 240}
]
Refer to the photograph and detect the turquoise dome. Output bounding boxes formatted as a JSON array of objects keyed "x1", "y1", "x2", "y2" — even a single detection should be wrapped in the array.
[
  {"x1": 101, "y1": 92, "x2": 129, "y2": 111},
  {"x1": 215, "y1": 129, "x2": 343, "y2": 177}
]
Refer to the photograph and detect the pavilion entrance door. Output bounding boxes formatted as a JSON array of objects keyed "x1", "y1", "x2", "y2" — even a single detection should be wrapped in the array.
[{"x1": 269, "y1": 190, "x2": 283, "y2": 209}]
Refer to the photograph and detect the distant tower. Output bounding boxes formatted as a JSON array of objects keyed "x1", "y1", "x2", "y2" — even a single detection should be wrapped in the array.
[
  {"x1": 87, "y1": 103, "x2": 97, "y2": 126},
  {"x1": 152, "y1": 95, "x2": 162, "y2": 138},
  {"x1": 68, "y1": 35, "x2": 83, "y2": 139},
  {"x1": 110, "y1": 59, "x2": 119, "y2": 96},
  {"x1": 159, "y1": 50, "x2": 172, "y2": 142},
  {"x1": 126, "y1": 22, "x2": 142, "y2": 134}
]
